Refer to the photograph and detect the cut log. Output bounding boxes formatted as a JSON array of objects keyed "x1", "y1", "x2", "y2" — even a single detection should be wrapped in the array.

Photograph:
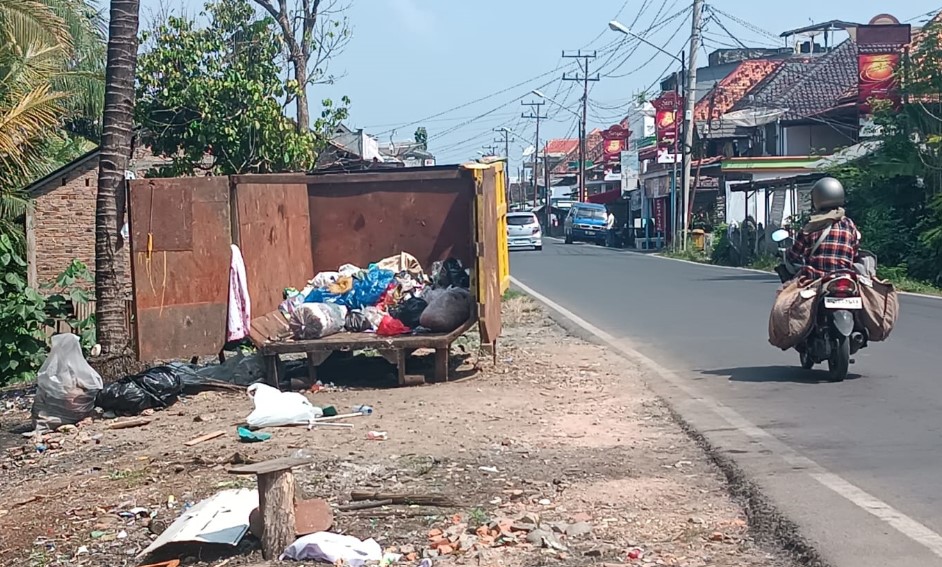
[
  {"x1": 349, "y1": 491, "x2": 458, "y2": 507},
  {"x1": 228, "y1": 456, "x2": 312, "y2": 559}
]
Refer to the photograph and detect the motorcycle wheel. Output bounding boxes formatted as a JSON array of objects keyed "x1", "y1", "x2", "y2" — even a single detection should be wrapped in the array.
[
  {"x1": 800, "y1": 350, "x2": 815, "y2": 370},
  {"x1": 827, "y1": 336, "x2": 850, "y2": 382}
]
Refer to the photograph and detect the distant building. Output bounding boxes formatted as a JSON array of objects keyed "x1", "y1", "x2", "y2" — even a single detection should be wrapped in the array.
[{"x1": 381, "y1": 140, "x2": 436, "y2": 167}]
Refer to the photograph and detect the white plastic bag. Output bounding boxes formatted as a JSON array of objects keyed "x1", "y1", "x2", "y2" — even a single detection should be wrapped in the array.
[
  {"x1": 245, "y1": 384, "x2": 323, "y2": 429},
  {"x1": 310, "y1": 271, "x2": 340, "y2": 289},
  {"x1": 280, "y1": 532, "x2": 383, "y2": 565},
  {"x1": 31, "y1": 334, "x2": 103, "y2": 431},
  {"x1": 290, "y1": 303, "x2": 347, "y2": 340}
]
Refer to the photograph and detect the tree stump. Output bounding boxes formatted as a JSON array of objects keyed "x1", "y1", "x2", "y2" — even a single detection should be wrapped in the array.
[{"x1": 229, "y1": 456, "x2": 312, "y2": 559}]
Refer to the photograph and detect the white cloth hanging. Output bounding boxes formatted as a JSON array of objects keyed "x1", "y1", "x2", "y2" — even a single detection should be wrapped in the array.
[{"x1": 227, "y1": 244, "x2": 251, "y2": 342}]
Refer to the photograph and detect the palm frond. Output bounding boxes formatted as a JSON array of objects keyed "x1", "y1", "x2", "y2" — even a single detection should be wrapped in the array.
[{"x1": 0, "y1": 0, "x2": 73, "y2": 52}]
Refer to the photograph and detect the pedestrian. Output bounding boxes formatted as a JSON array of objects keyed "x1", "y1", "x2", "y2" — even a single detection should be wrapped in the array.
[{"x1": 605, "y1": 207, "x2": 616, "y2": 247}]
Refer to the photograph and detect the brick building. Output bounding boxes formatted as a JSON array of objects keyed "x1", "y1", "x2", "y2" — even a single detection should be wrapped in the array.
[{"x1": 23, "y1": 146, "x2": 169, "y2": 295}]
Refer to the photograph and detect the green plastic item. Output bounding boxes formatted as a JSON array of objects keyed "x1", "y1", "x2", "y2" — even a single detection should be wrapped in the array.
[
  {"x1": 321, "y1": 405, "x2": 338, "y2": 417},
  {"x1": 237, "y1": 426, "x2": 271, "y2": 443}
]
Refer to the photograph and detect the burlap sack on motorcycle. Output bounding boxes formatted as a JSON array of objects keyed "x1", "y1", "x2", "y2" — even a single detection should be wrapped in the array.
[
  {"x1": 859, "y1": 277, "x2": 899, "y2": 342},
  {"x1": 768, "y1": 279, "x2": 818, "y2": 350}
]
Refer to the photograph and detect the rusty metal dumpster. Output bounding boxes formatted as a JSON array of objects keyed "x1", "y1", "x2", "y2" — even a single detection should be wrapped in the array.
[{"x1": 127, "y1": 163, "x2": 508, "y2": 386}]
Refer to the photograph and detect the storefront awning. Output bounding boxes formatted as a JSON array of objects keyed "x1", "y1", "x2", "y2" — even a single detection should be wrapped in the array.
[{"x1": 587, "y1": 189, "x2": 623, "y2": 204}]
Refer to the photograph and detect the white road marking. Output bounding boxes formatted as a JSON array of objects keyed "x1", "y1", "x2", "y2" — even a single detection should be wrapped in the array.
[{"x1": 509, "y1": 274, "x2": 942, "y2": 558}]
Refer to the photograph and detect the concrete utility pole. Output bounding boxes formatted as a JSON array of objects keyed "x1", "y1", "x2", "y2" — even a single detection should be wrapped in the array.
[
  {"x1": 494, "y1": 127, "x2": 514, "y2": 203},
  {"x1": 522, "y1": 100, "x2": 546, "y2": 209},
  {"x1": 562, "y1": 50, "x2": 599, "y2": 202},
  {"x1": 681, "y1": 0, "x2": 703, "y2": 250}
]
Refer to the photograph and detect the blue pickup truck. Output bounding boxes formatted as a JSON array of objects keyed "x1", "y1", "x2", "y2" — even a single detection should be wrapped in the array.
[{"x1": 563, "y1": 203, "x2": 608, "y2": 245}]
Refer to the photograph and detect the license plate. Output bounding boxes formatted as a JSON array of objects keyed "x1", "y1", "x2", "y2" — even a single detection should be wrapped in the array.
[
  {"x1": 824, "y1": 297, "x2": 862, "y2": 309},
  {"x1": 584, "y1": 231, "x2": 595, "y2": 236}
]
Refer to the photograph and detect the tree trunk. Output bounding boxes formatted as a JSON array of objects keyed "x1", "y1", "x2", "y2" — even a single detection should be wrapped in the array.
[
  {"x1": 292, "y1": 54, "x2": 309, "y2": 131},
  {"x1": 95, "y1": 0, "x2": 140, "y2": 354}
]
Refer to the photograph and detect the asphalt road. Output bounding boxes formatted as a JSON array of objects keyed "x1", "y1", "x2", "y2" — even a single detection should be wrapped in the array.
[{"x1": 510, "y1": 239, "x2": 942, "y2": 566}]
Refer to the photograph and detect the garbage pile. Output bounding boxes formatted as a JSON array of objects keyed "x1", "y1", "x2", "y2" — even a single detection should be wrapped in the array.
[{"x1": 277, "y1": 252, "x2": 473, "y2": 340}]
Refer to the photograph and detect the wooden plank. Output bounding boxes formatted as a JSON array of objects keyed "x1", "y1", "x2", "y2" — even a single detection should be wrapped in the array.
[
  {"x1": 234, "y1": 182, "x2": 314, "y2": 315},
  {"x1": 129, "y1": 177, "x2": 231, "y2": 361},
  {"x1": 305, "y1": 176, "x2": 475, "y2": 273},
  {"x1": 183, "y1": 430, "x2": 226, "y2": 446},
  {"x1": 258, "y1": 319, "x2": 475, "y2": 355},
  {"x1": 229, "y1": 457, "x2": 313, "y2": 476},
  {"x1": 106, "y1": 418, "x2": 152, "y2": 430},
  {"x1": 475, "y1": 167, "x2": 503, "y2": 344}
]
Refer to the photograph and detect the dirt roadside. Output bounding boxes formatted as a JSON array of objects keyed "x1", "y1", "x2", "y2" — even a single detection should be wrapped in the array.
[{"x1": 0, "y1": 296, "x2": 796, "y2": 567}]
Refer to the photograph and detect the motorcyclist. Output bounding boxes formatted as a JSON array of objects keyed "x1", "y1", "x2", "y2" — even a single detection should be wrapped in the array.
[{"x1": 785, "y1": 177, "x2": 860, "y2": 281}]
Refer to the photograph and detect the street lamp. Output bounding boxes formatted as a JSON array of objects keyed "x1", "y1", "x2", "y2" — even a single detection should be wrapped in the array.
[
  {"x1": 532, "y1": 89, "x2": 585, "y2": 206},
  {"x1": 609, "y1": 19, "x2": 687, "y2": 251}
]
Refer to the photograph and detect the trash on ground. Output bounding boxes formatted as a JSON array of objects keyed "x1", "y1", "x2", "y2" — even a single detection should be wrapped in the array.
[
  {"x1": 237, "y1": 426, "x2": 271, "y2": 443},
  {"x1": 366, "y1": 431, "x2": 388, "y2": 441},
  {"x1": 183, "y1": 429, "x2": 227, "y2": 446},
  {"x1": 245, "y1": 384, "x2": 323, "y2": 428},
  {"x1": 96, "y1": 365, "x2": 183, "y2": 416},
  {"x1": 280, "y1": 531, "x2": 383, "y2": 565},
  {"x1": 31, "y1": 333, "x2": 103, "y2": 432},
  {"x1": 138, "y1": 488, "x2": 258, "y2": 558},
  {"x1": 352, "y1": 405, "x2": 373, "y2": 415}
]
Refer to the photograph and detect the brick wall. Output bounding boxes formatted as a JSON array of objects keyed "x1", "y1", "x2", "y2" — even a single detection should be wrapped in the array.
[{"x1": 28, "y1": 147, "x2": 169, "y2": 297}]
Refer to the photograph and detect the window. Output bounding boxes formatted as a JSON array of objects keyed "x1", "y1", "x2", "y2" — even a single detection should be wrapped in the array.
[{"x1": 507, "y1": 214, "x2": 537, "y2": 226}]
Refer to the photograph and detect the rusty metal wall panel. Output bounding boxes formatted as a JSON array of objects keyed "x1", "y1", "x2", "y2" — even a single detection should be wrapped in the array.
[
  {"x1": 129, "y1": 177, "x2": 231, "y2": 360},
  {"x1": 474, "y1": 166, "x2": 503, "y2": 344},
  {"x1": 305, "y1": 171, "x2": 476, "y2": 273},
  {"x1": 234, "y1": 182, "x2": 314, "y2": 315}
]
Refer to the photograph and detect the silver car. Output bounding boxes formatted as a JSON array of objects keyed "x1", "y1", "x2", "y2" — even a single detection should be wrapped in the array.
[{"x1": 507, "y1": 212, "x2": 543, "y2": 251}]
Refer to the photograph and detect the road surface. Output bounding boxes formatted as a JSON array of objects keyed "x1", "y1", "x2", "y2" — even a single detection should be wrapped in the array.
[{"x1": 510, "y1": 239, "x2": 942, "y2": 567}]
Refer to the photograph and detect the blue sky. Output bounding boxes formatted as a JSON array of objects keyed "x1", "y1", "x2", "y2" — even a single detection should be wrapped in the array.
[{"x1": 140, "y1": 0, "x2": 942, "y2": 169}]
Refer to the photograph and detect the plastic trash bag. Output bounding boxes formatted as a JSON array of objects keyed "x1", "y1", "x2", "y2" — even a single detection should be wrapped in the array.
[
  {"x1": 420, "y1": 287, "x2": 472, "y2": 332},
  {"x1": 361, "y1": 306, "x2": 386, "y2": 330},
  {"x1": 310, "y1": 271, "x2": 340, "y2": 289},
  {"x1": 435, "y1": 257, "x2": 470, "y2": 289},
  {"x1": 345, "y1": 310, "x2": 374, "y2": 333},
  {"x1": 377, "y1": 315, "x2": 411, "y2": 336},
  {"x1": 345, "y1": 266, "x2": 396, "y2": 309},
  {"x1": 290, "y1": 303, "x2": 348, "y2": 340},
  {"x1": 245, "y1": 383, "x2": 323, "y2": 428},
  {"x1": 280, "y1": 532, "x2": 383, "y2": 565},
  {"x1": 31, "y1": 334, "x2": 103, "y2": 431},
  {"x1": 194, "y1": 352, "x2": 265, "y2": 386},
  {"x1": 96, "y1": 365, "x2": 184, "y2": 416},
  {"x1": 390, "y1": 297, "x2": 428, "y2": 329}
]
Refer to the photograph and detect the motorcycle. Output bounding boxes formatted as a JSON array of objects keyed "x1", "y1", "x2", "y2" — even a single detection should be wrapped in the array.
[{"x1": 771, "y1": 228, "x2": 869, "y2": 382}]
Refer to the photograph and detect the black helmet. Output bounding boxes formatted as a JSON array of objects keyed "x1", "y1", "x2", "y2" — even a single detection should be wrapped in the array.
[{"x1": 811, "y1": 177, "x2": 845, "y2": 212}]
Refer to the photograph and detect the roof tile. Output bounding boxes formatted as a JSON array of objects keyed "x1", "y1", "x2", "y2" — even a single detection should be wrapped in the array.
[{"x1": 694, "y1": 60, "x2": 782, "y2": 122}]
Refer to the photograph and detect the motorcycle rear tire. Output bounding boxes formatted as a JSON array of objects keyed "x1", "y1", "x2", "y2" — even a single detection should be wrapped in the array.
[{"x1": 828, "y1": 335, "x2": 850, "y2": 382}]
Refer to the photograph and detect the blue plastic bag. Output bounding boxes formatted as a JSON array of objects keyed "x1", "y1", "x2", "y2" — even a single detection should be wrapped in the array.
[{"x1": 344, "y1": 267, "x2": 395, "y2": 309}]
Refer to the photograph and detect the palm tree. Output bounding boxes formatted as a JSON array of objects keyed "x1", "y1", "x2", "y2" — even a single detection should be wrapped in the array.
[
  {"x1": 0, "y1": 0, "x2": 105, "y2": 238},
  {"x1": 94, "y1": 0, "x2": 139, "y2": 353}
]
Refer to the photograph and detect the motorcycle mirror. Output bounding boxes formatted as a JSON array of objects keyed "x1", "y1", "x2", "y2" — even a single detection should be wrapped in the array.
[{"x1": 771, "y1": 229, "x2": 790, "y2": 243}]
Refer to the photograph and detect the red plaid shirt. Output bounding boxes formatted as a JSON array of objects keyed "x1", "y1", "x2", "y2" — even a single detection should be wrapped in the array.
[{"x1": 786, "y1": 217, "x2": 860, "y2": 280}]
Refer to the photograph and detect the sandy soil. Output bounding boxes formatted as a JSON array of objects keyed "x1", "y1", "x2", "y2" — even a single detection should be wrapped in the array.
[{"x1": 0, "y1": 297, "x2": 793, "y2": 567}]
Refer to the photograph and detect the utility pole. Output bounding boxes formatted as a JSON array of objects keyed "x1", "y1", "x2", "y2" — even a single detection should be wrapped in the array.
[
  {"x1": 680, "y1": 0, "x2": 703, "y2": 250},
  {"x1": 494, "y1": 127, "x2": 514, "y2": 204},
  {"x1": 522, "y1": 100, "x2": 546, "y2": 210},
  {"x1": 563, "y1": 50, "x2": 599, "y2": 203}
]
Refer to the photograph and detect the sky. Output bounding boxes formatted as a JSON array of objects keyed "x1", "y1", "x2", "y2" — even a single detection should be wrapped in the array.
[{"x1": 139, "y1": 0, "x2": 942, "y2": 170}]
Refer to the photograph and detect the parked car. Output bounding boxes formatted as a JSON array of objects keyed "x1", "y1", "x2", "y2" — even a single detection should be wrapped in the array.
[
  {"x1": 563, "y1": 203, "x2": 607, "y2": 245},
  {"x1": 507, "y1": 212, "x2": 543, "y2": 251}
]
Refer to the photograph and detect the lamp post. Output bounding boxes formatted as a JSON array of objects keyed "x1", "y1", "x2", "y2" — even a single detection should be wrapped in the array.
[
  {"x1": 609, "y1": 20, "x2": 686, "y2": 250},
  {"x1": 532, "y1": 89, "x2": 584, "y2": 206}
]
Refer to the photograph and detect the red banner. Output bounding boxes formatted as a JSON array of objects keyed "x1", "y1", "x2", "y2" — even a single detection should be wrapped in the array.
[
  {"x1": 601, "y1": 124, "x2": 630, "y2": 164},
  {"x1": 652, "y1": 92, "x2": 681, "y2": 151},
  {"x1": 858, "y1": 53, "x2": 901, "y2": 113}
]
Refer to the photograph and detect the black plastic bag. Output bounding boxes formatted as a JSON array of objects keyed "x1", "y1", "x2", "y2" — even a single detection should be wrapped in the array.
[
  {"x1": 345, "y1": 310, "x2": 374, "y2": 332},
  {"x1": 390, "y1": 297, "x2": 429, "y2": 329},
  {"x1": 96, "y1": 365, "x2": 184, "y2": 416},
  {"x1": 420, "y1": 288, "x2": 472, "y2": 333},
  {"x1": 437, "y1": 258, "x2": 470, "y2": 289}
]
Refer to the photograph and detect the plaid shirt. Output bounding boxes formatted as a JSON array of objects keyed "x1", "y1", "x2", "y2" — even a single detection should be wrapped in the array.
[{"x1": 786, "y1": 217, "x2": 860, "y2": 279}]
